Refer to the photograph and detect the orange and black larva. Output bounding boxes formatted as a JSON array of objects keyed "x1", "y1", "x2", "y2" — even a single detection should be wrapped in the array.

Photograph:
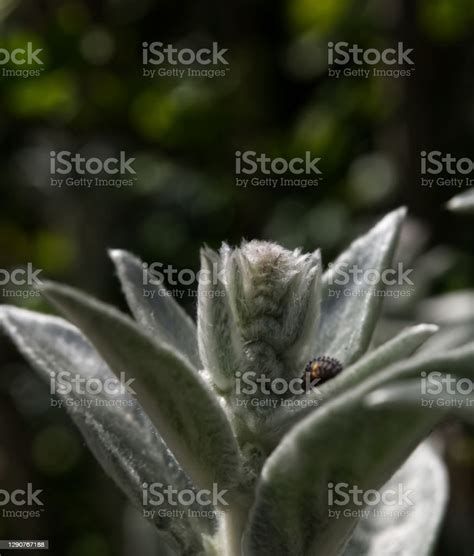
[{"x1": 301, "y1": 356, "x2": 343, "y2": 391}]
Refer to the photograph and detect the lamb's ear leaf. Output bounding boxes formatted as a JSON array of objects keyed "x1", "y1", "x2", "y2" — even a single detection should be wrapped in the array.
[
  {"x1": 370, "y1": 342, "x2": 474, "y2": 389},
  {"x1": 447, "y1": 189, "x2": 474, "y2": 213},
  {"x1": 197, "y1": 247, "x2": 240, "y2": 393},
  {"x1": 418, "y1": 323, "x2": 474, "y2": 353},
  {"x1": 0, "y1": 306, "x2": 213, "y2": 553},
  {"x1": 39, "y1": 282, "x2": 242, "y2": 496},
  {"x1": 244, "y1": 398, "x2": 439, "y2": 555},
  {"x1": 245, "y1": 345, "x2": 473, "y2": 556},
  {"x1": 343, "y1": 442, "x2": 448, "y2": 556},
  {"x1": 365, "y1": 379, "x2": 474, "y2": 424},
  {"x1": 269, "y1": 324, "x2": 438, "y2": 442},
  {"x1": 316, "y1": 208, "x2": 406, "y2": 366},
  {"x1": 109, "y1": 249, "x2": 201, "y2": 369},
  {"x1": 317, "y1": 323, "x2": 439, "y2": 400}
]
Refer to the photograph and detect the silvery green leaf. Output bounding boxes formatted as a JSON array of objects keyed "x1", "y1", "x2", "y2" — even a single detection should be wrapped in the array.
[
  {"x1": 197, "y1": 246, "x2": 241, "y2": 392},
  {"x1": 269, "y1": 324, "x2": 438, "y2": 441},
  {"x1": 285, "y1": 249, "x2": 322, "y2": 369},
  {"x1": 370, "y1": 342, "x2": 474, "y2": 388},
  {"x1": 0, "y1": 306, "x2": 211, "y2": 554},
  {"x1": 244, "y1": 358, "x2": 454, "y2": 555},
  {"x1": 365, "y1": 380, "x2": 474, "y2": 424},
  {"x1": 222, "y1": 242, "x2": 322, "y2": 434},
  {"x1": 343, "y1": 442, "x2": 448, "y2": 556},
  {"x1": 319, "y1": 323, "x2": 439, "y2": 399},
  {"x1": 225, "y1": 241, "x2": 322, "y2": 383},
  {"x1": 110, "y1": 249, "x2": 201, "y2": 369},
  {"x1": 39, "y1": 282, "x2": 242, "y2": 495},
  {"x1": 316, "y1": 207, "x2": 406, "y2": 366},
  {"x1": 446, "y1": 189, "x2": 474, "y2": 213},
  {"x1": 357, "y1": 343, "x2": 474, "y2": 422},
  {"x1": 419, "y1": 324, "x2": 474, "y2": 353}
]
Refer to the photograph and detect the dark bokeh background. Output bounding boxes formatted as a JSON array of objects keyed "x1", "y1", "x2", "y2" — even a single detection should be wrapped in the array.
[{"x1": 0, "y1": 0, "x2": 473, "y2": 554}]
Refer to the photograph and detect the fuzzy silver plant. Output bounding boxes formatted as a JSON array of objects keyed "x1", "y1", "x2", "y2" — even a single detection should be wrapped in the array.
[{"x1": 1, "y1": 207, "x2": 473, "y2": 556}]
